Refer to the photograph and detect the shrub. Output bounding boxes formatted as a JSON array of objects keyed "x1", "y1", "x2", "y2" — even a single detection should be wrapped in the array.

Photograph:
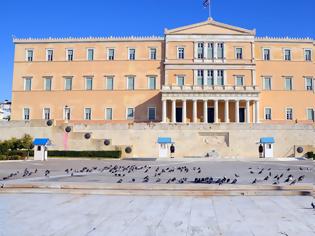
[
  {"x1": 47, "y1": 150, "x2": 121, "y2": 159},
  {"x1": 306, "y1": 152, "x2": 315, "y2": 160}
]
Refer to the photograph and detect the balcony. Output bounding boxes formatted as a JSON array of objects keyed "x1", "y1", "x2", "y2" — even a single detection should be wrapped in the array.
[{"x1": 162, "y1": 85, "x2": 260, "y2": 93}]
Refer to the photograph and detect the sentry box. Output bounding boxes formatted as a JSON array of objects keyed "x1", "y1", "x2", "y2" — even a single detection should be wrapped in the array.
[
  {"x1": 33, "y1": 138, "x2": 51, "y2": 161},
  {"x1": 259, "y1": 137, "x2": 275, "y2": 158},
  {"x1": 157, "y1": 137, "x2": 174, "y2": 158}
]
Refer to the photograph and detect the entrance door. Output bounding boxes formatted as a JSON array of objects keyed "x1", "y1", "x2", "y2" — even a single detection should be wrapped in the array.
[
  {"x1": 264, "y1": 144, "x2": 273, "y2": 158},
  {"x1": 159, "y1": 144, "x2": 169, "y2": 158},
  {"x1": 239, "y1": 108, "x2": 245, "y2": 123},
  {"x1": 176, "y1": 108, "x2": 183, "y2": 123},
  {"x1": 208, "y1": 108, "x2": 215, "y2": 123}
]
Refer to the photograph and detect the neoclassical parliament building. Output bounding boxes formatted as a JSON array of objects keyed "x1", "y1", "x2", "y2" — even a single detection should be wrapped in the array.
[{"x1": 11, "y1": 18, "x2": 315, "y2": 124}]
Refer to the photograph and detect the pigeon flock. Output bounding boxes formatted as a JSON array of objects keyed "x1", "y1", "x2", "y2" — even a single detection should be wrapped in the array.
[{"x1": 0, "y1": 163, "x2": 314, "y2": 209}]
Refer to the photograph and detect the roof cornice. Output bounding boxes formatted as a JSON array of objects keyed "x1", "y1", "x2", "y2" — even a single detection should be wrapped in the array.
[{"x1": 255, "y1": 36, "x2": 314, "y2": 43}]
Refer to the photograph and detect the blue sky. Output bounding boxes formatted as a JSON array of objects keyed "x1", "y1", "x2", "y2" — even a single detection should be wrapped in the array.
[{"x1": 0, "y1": 0, "x2": 314, "y2": 101}]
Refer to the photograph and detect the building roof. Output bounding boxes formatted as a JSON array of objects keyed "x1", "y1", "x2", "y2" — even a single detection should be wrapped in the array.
[
  {"x1": 157, "y1": 137, "x2": 173, "y2": 144},
  {"x1": 33, "y1": 138, "x2": 50, "y2": 146},
  {"x1": 260, "y1": 137, "x2": 275, "y2": 144}
]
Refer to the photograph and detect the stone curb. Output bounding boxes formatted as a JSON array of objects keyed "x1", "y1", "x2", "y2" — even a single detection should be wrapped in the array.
[{"x1": 1, "y1": 182, "x2": 314, "y2": 197}]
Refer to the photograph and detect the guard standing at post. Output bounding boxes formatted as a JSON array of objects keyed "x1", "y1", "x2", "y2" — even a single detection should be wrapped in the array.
[
  {"x1": 259, "y1": 144, "x2": 264, "y2": 158},
  {"x1": 170, "y1": 144, "x2": 175, "y2": 159}
]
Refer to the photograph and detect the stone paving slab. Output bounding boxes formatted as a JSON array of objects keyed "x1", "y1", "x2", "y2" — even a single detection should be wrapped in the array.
[{"x1": 0, "y1": 194, "x2": 315, "y2": 236}]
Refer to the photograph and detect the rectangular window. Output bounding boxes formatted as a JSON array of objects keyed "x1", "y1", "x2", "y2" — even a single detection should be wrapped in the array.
[
  {"x1": 217, "y1": 70, "x2": 224, "y2": 86},
  {"x1": 127, "y1": 76, "x2": 135, "y2": 90},
  {"x1": 148, "y1": 76, "x2": 156, "y2": 90},
  {"x1": 24, "y1": 78, "x2": 32, "y2": 91},
  {"x1": 235, "y1": 48, "x2": 243, "y2": 60},
  {"x1": 26, "y1": 49, "x2": 33, "y2": 62},
  {"x1": 285, "y1": 77, "x2": 293, "y2": 91},
  {"x1": 43, "y1": 108, "x2": 50, "y2": 120},
  {"x1": 284, "y1": 49, "x2": 291, "y2": 61},
  {"x1": 197, "y1": 43, "x2": 204, "y2": 59},
  {"x1": 207, "y1": 43, "x2": 214, "y2": 59},
  {"x1": 197, "y1": 70, "x2": 204, "y2": 86},
  {"x1": 108, "y1": 49, "x2": 115, "y2": 60},
  {"x1": 46, "y1": 49, "x2": 54, "y2": 61},
  {"x1": 305, "y1": 78, "x2": 313, "y2": 91},
  {"x1": 178, "y1": 47, "x2": 185, "y2": 59},
  {"x1": 307, "y1": 109, "x2": 314, "y2": 121},
  {"x1": 65, "y1": 77, "x2": 73, "y2": 91},
  {"x1": 207, "y1": 70, "x2": 214, "y2": 85},
  {"x1": 263, "y1": 49, "x2": 270, "y2": 61},
  {"x1": 105, "y1": 108, "x2": 113, "y2": 120},
  {"x1": 23, "y1": 108, "x2": 30, "y2": 120},
  {"x1": 263, "y1": 77, "x2": 272, "y2": 90},
  {"x1": 87, "y1": 48, "x2": 94, "y2": 61},
  {"x1": 44, "y1": 77, "x2": 52, "y2": 91},
  {"x1": 106, "y1": 76, "x2": 114, "y2": 90},
  {"x1": 286, "y1": 108, "x2": 293, "y2": 120},
  {"x1": 304, "y1": 49, "x2": 312, "y2": 61},
  {"x1": 84, "y1": 108, "x2": 92, "y2": 120},
  {"x1": 177, "y1": 76, "x2": 185, "y2": 86},
  {"x1": 128, "y1": 48, "x2": 136, "y2": 60},
  {"x1": 85, "y1": 77, "x2": 93, "y2": 90},
  {"x1": 127, "y1": 108, "x2": 135, "y2": 120},
  {"x1": 148, "y1": 107, "x2": 156, "y2": 121},
  {"x1": 265, "y1": 108, "x2": 272, "y2": 120},
  {"x1": 64, "y1": 107, "x2": 71, "y2": 120},
  {"x1": 149, "y1": 48, "x2": 157, "y2": 60},
  {"x1": 67, "y1": 49, "x2": 74, "y2": 61},
  {"x1": 217, "y1": 43, "x2": 224, "y2": 59},
  {"x1": 236, "y1": 76, "x2": 244, "y2": 86}
]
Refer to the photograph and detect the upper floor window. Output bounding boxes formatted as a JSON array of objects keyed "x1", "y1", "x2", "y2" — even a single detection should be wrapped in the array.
[
  {"x1": 66, "y1": 49, "x2": 74, "y2": 61},
  {"x1": 44, "y1": 77, "x2": 52, "y2": 91},
  {"x1": 177, "y1": 47, "x2": 185, "y2": 59},
  {"x1": 23, "y1": 108, "x2": 30, "y2": 120},
  {"x1": 197, "y1": 43, "x2": 204, "y2": 59},
  {"x1": 304, "y1": 49, "x2": 312, "y2": 61},
  {"x1": 24, "y1": 77, "x2": 32, "y2": 91},
  {"x1": 87, "y1": 48, "x2": 94, "y2": 61},
  {"x1": 235, "y1": 48, "x2": 243, "y2": 60},
  {"x1": 127, "y1": 76, "x2": 135, "y2": 90},
  {"x1": 85, "y1": 77, "x2": 93, "y2": 90},
  {"x1": 217, "y1": 70, "x2": 224, "y2": 86},
  {"x1": 26, "y1": 49, "x2": 33, "y2": 62},
  {"x1": 263, "y1": 48, "x2": 270, "y2": 61},
  {"x1": 197, "y1": 70, "x2": 204, "y2": 86},
  {"x1": 284, "y1": 49, "x2": 292, "y2": 61},
  {"x1": 177, "y1": 76, "x2": 185, "y2": 86},
  {"x1": 263, "y1": 77, "x2": 272, "y2": 90},
  {"x1": 148, "y1": 76, "x2": 156, "y2": 90},
  {"x1": 305, "y1": 77, "x2": 313, "y2": 91},
  {"x1": 105, "y1": 108, "x2": 113, "y2": 120},
  {"x1": 286, "y1": 108, "x2": 293, "y2": 120},
  {"x1": 149, "y1": 48, "x2": 157, "y2": 60},
  {"x1": 106, "y1": 76, "x2": 114, "y2": 90},
  {"x1": 46, "y1": 49, "x2": 54, "y2": 61},
  {"x1": 43, "y1": 108, "x2": 51, "y2": 120},
  {"x1": 235, "y1": 76, "x2": 244, "y2": 86},
  {"x1": 217, "y1": 43, "x2": 224, "y2": 59},
  {"x1": 265, "y1": 108, "x2": 272, "y2": 120},
  {"x1": 108, "y1": 48, "x2": 115, "y2": 60},
  {"x1": 284, "y1": 77, "x2": 293, "y2": 91},
  {"x1": 128, "y1": 48, "x2": 136, "y2": 60},
  {"x1": 127, "y1": 108, "x2": 135, "y2": 120},
  {"x1": 84, "y1": 108, "x2": 92, "y2": 120},
  {"x1": 64, "y1": 77, "x2": 73, "y2": 91},
  {"x1": 148, "y1": 107, "x2": 156, "y2": 121},
  {"x1": 307, "y1": 108, "x2": 314, "y2": 121},
  {"x1": 207, "y1": 43, "x2": 214, "y2": 60},
  {"x1": 207, "y1": 70, "x2": 214, "y2": 85}
]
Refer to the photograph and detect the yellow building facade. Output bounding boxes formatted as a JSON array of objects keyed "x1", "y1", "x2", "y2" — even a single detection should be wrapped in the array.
[{"x1": 11, "y1": 18, "x2": 315, "y2": 124}]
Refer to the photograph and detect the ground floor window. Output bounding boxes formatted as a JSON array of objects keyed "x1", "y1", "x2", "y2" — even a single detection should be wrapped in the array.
[
  {"x1": 148, "y1": 107, "x2": 156, "y2": 121},
  {"x1": 265, "y1": 108, "x2": 272, "y2": 120},
  {"x1": 84, "y1": 108, "x2": 92, "y2": 120},
  {"x1": 307, "y1": 108, "x2": 314, "y2": 121},
  {"x1": 286, "y1": 108, "x2": 293, "y2": 120},
  {"x1": 105, "y1": 108, "x2": 113, "y2": 120},
  {"x1": 23, "y1": 108, "x2": 30, "y2": 120},
  {"x1": 127, "y1": 108, "x2": 135, "y2": 120},
  {"x1": 43, "y1": 108, "x2": 51, "y2": 120}
]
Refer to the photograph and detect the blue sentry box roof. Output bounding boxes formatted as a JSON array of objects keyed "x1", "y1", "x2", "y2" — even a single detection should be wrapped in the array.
[
  {"x1": 157, "y1": 137, "x2": 172, "y2": 144},
  {"x1": 260, "y1": 137, "x2": 275, "y2": 144},
  {"x1": 33, "y1": 138, "x2": 50, "y2": 146}
]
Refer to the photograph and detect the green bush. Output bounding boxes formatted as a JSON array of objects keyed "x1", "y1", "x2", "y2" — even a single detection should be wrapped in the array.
[
  {"x1": 8, "y1": 150, "x2": 34, "y2": 157},
  {"x1": 0, "y1": 155, "x2": 24, "y2": 161},
  {"x1": 306, "y1": 152, "x2": 315, "y2": 160},
  {"x1": 47, "y1": 150, "x2": 121, "y2": 159}
]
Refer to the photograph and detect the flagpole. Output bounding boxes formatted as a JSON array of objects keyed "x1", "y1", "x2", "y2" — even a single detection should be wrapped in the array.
[{"x1": 209, "y1": 0, "x2": 211, "y2": 19}]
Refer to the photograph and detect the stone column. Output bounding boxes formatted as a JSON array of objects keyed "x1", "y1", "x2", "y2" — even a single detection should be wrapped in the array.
[
  {"x1": 235, "y1": 100, "x2": 240, "y2": 123},
  {"x1": 214, "y1": 100, "x2": 219, "y2": 123},
  {"x1": 162, "y1": 99, "x2": 167, "y2": 123},
  {"x1": 246, "y1": 100, "x2": 250, "y2": 123},
  {"x1": 172, "y1": 100, "x2": 176, "y2": 123},
  {"x1": 203, "y1": 100, "x2": 208, "y2": 123},
  {"x1": 182, "y1": 100, "x2": 187, "y2": 123},
  {"x1": 225, "y1": 100, "x2": 229, "y2": 123},
  {"x1": 255, "y1": 100, "x2": 260, "y2": 123},
  {"x1": 193, "y1": 100, "x2": 197, "y2": 123}
]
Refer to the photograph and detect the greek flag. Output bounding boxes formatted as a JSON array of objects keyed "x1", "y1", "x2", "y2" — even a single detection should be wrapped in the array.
[{"x1": 203, "y1": 0, "x2": 210, "y2": 7}]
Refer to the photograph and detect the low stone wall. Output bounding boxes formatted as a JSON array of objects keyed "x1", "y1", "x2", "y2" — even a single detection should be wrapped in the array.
[{"x1": 0, "y1": 121, "x2": 314, "y2": 158}]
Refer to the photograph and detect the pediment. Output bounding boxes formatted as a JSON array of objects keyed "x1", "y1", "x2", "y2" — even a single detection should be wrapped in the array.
[{"x1": 165, "y1": 18, "x2": 255, "y2": 36}]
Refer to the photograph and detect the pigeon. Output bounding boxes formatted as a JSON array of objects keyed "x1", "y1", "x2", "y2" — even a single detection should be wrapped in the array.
[
  {"x1": 264, "y1": 176, "x2": 269, "y2": 181},
  {"x1": 299, "y1": 167, "x2": 303, "y2": 171},
  {"x1": 258, "y1": 169, "x2": 264, "y2": 175},
  {"x1": 290, "y1": 179, "x2": 297, "y2": 185},
  {"x1": 235, "y1": 174, "x2": 240, "y2": 178},
  {"x1": 117, "y1": 179, "x2": 123, "y2": 183},
  {"x1": 297, "y1": 175, "x2": 305, "y2": 182},
  {"x1": 250, "y1": 171, "x2": 254, "y2": 174},
  {"x1": 311, "y1": 202, "x2": 315, "y2": 209},
  {"x1": 287, "y1": 168, "x2": 291, "y2": 171},
  {"x1": 44, "y1": 170, "x2": 50, "y2": 176},
  {"x1": 252, "y1": 179, "x2": 257, "y2": 184},
  {"x1": 231, "y1": 179, "x2": 237, "y2": 184}
]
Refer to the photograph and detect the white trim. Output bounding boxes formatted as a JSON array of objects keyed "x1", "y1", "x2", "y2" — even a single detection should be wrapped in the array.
[
  {"x1": 262, "y1": 47, "x2": 271, "y2": 61},
  {"x1": 46, "y1": 48, "x2": 54, "y2": 61},
  {"x1": 43, "y1": 76, "x2": 52, "y2": 91},
  {"x1": 262, "y1": 76, "x2": 272, "y2": 90},
  {"x1": 234, "y1": 75, "x2": 245, "y2": 86},
  {"x1": 304, "y1": 48, "x2": 312, "y2": 61},
  {"x1": 84, "y1": 107, "x2": 92, "y2": 120},
  {"x1": 128, "y1": 48, "x2": 136, "y2": 60},
  {"x1": 285, "y1": 107, "x2": 293, "y2": 120},
  {"x1": 105, "y1": 107, "x2": 113, "y2": 120},
  {"x1": 284, "y1": 76, "x2": 293, "y2": 91},
  {"x1": 264, "y1": 107, "x2": 272, "y2": 120},
  {"x1": 283, "y1": 48, "x2": 292, "y2": 61},
  {"x1": 176, "y1": 75, "x2": 185, "y2": 86},
  {"x1": 86, "y1": 48, "x2": 95, "y2": 61},
  {"x1": 164, "y1": 64, "x2": 256, "y2": 70},
  {"x1": 105, "y1": 76, "x2": 114, "y2": 90},
  {"x1": 64, "y1": 77, "x2": 73, "y2": 91},
  {"x1": 22, "y1": 107, "x2": 30, "y2": 121},
  {"x1": 126, "y1": 107, "x2": 135, "y2": 120},
  {"x1": 147, "y1": 76, "x2": 157, "y2": 90},
  {"x1": 177, "y1": 46, "x2": 185, "y2": 59},
  {"x1": 66, "y1": 48, "x2": 74, "y2": 61},
  {"x1": 63, "y1": 107, "x2": 71, "y2": 120},
  {"x1": 166, "y1": 35, "x2": 255, "y2": 42},
  {"x1": 23, "y1": 77, "x2": 32, "y2": 91},
  {"x1": 84, "y1": 76, "x2": 93, "y2": 90},
  {"x1": 147, "y1": 107, "x2": 156, "y2": 121},
  {"x1": 148, "y1": 47, "x2": 157, "y2": 60},
  {"x1": 42, "y1": 107, "x2": 51, "y2": 120},
  {"x1": 306, "y1": 108, "x2": 314, "y2": 121},
  {"x1": 126, "y1": 76, "x2": 135, "y2": 90},
  {"x1": 235, "y1": 47, "x2": 243, "y2": 60},
  {"x1": 25, "y1": 48, "x2": 34, "y2": 62},
  {"x1": 107, "y1": 48, "x2": 115, "y2": 60},
  {"x1": 304, "y1": 77, "x2": 313, "y2": 91}
]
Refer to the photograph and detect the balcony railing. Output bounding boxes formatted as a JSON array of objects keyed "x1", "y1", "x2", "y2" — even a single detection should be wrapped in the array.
[{"x1": 162, "y1": 85, "x2": 259, "y2": 92}]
